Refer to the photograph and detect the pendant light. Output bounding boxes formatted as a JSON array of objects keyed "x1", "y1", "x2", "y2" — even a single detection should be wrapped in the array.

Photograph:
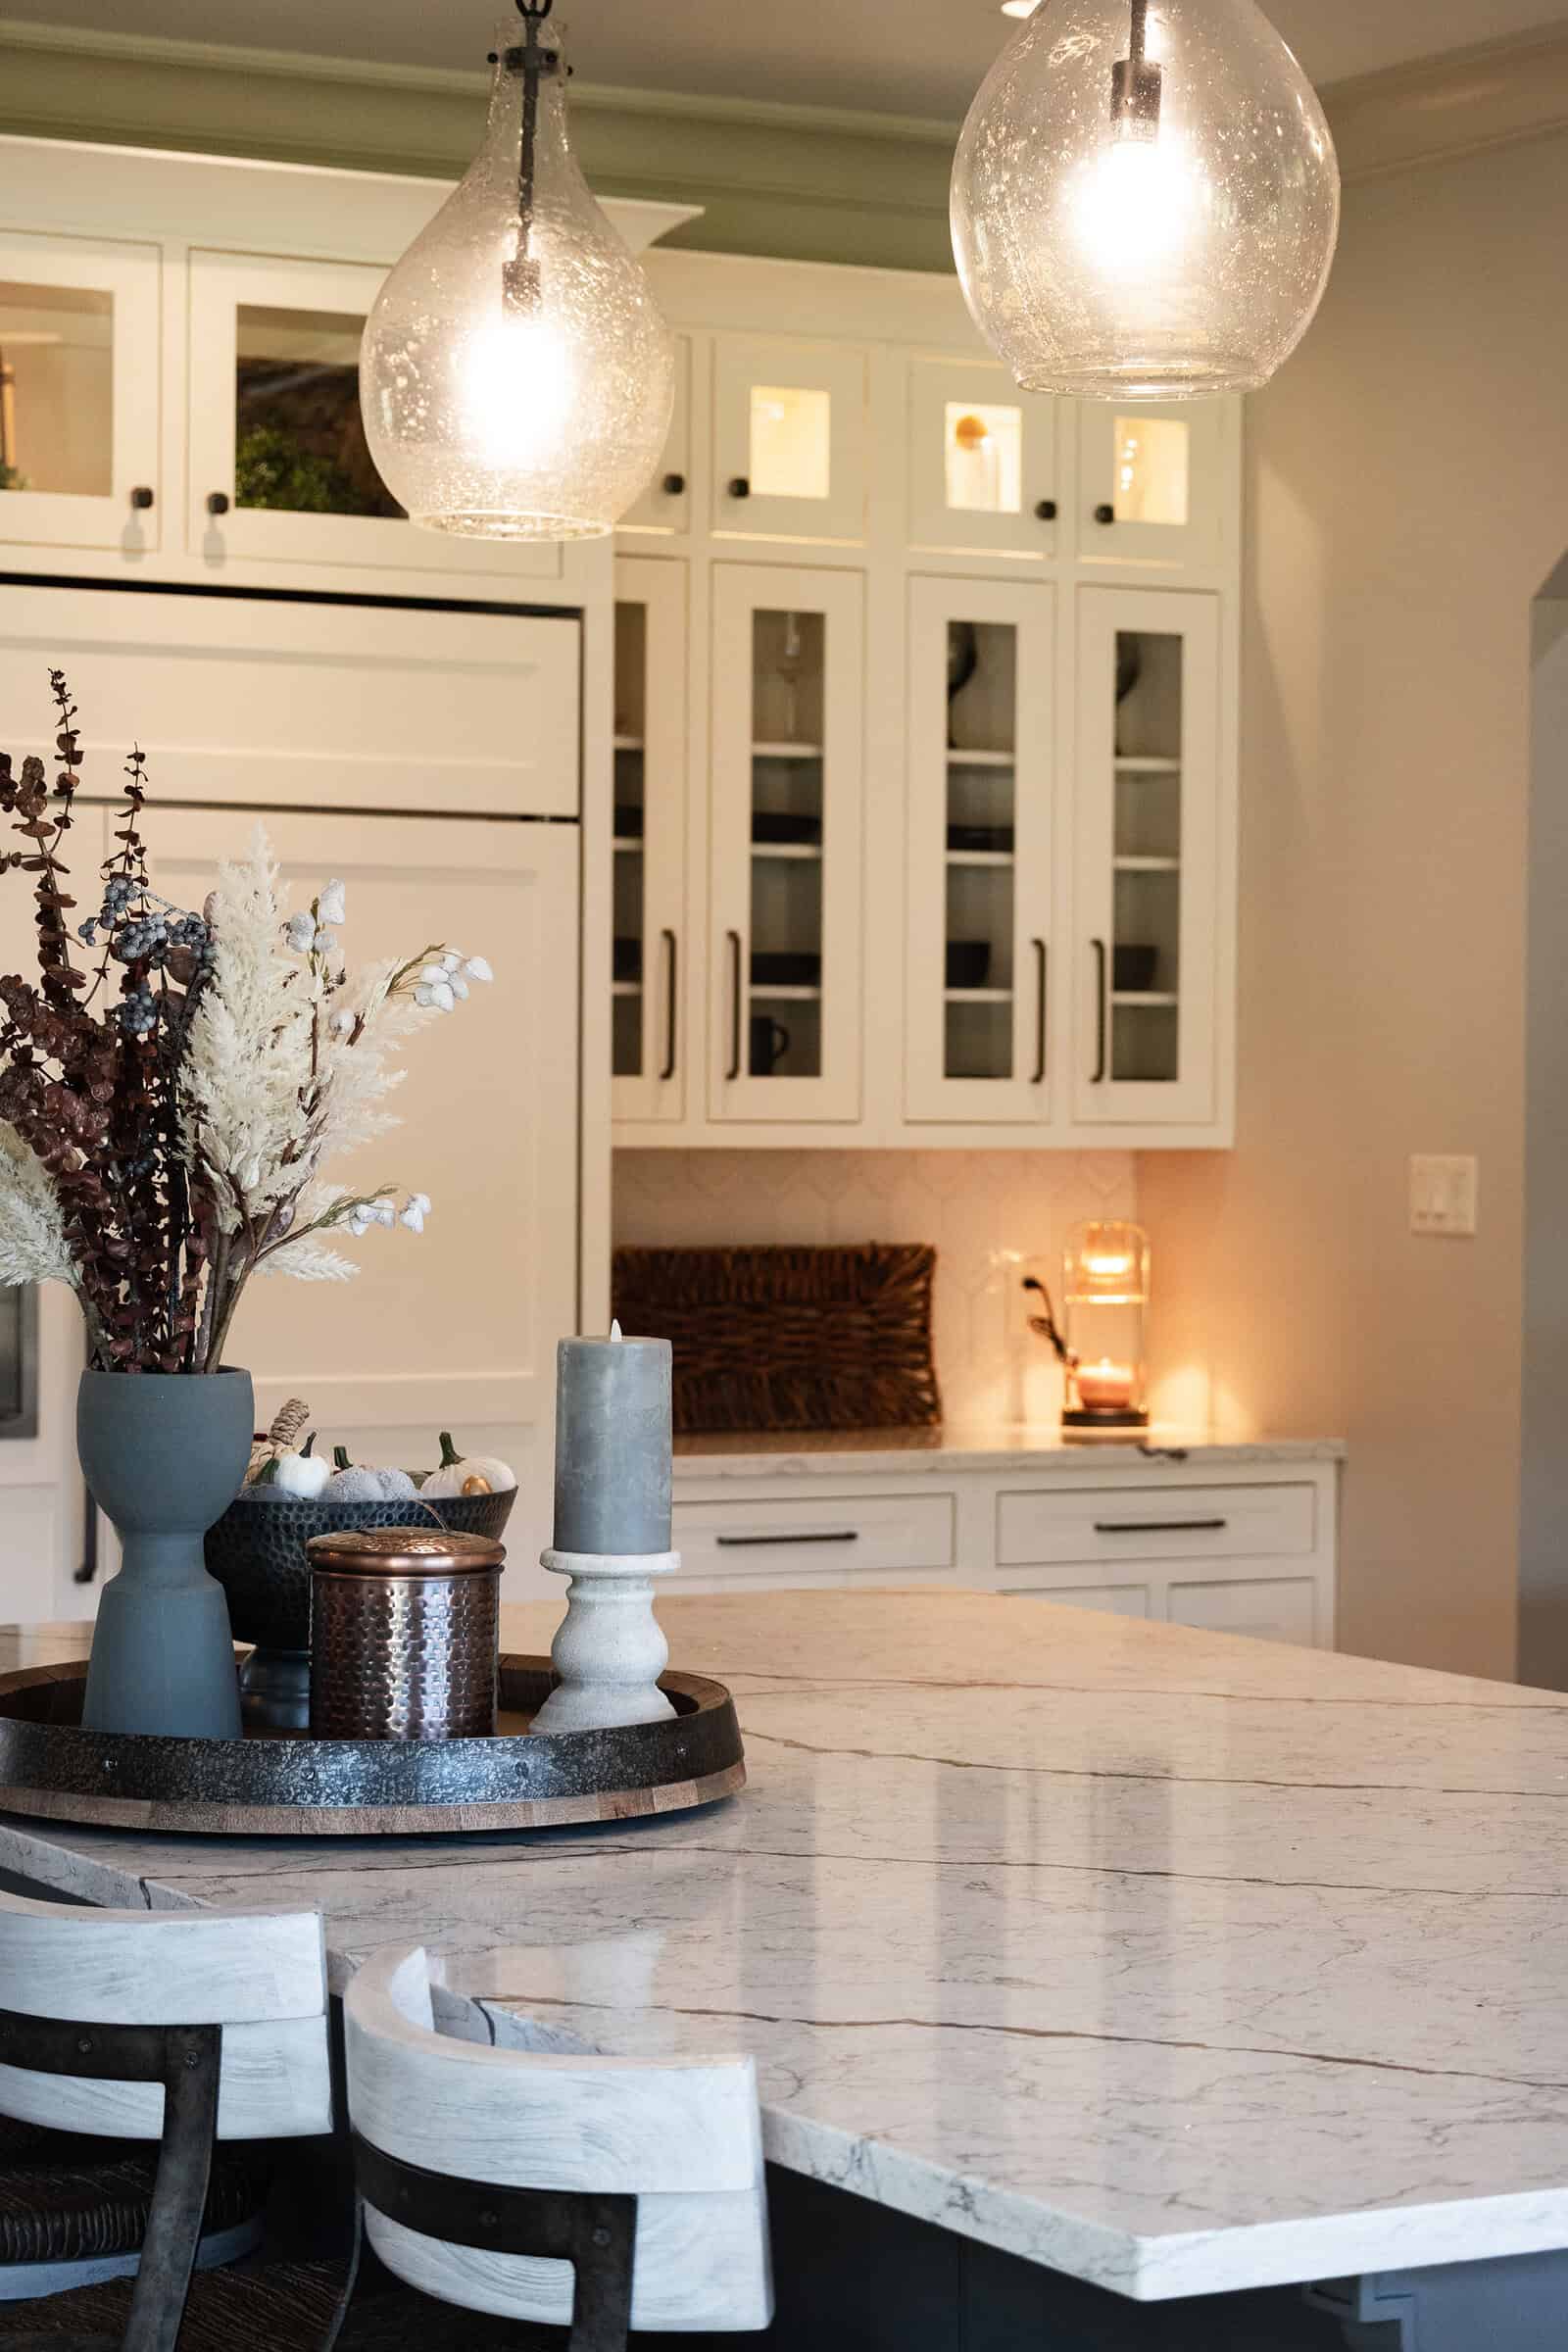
[
  {"x1": 951, "y1": 0, "x2": 1340, "y2": 400},
  {"x1": 361, "y1": 1, "x2": 675, "y2": 539}
]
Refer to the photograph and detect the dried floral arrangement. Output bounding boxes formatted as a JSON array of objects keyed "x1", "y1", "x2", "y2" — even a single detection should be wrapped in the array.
[{"x1": 0, "y1": 673, "x2": 490, "y2": 1373}]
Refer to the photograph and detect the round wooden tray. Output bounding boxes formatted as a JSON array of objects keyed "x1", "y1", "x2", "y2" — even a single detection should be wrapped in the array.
[{"x1": 0, "y1": 1656, "x2": 745, "y2": 1837}]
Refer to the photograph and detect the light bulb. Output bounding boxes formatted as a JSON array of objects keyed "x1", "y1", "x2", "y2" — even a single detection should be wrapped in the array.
[
  {"x1": 361, "y1": 14, "x2": 674, "y2": 539},
  {"x1": 952, "y1": 0, "x2": 1340, "y2": 400}
]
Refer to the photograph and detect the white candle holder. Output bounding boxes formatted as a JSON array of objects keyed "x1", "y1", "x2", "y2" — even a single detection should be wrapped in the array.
[{"x1": 530, "y1": 1548, "x2": 679, "y2": 1734}]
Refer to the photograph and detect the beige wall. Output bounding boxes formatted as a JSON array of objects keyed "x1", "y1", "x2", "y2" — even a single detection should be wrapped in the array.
[
  {"x1": 1143, "y1": 127, "x2": 1568, "y2": 1681},
  {"x1": 614, "y1": 1150, "x2": 1137, "y2": 1428}
]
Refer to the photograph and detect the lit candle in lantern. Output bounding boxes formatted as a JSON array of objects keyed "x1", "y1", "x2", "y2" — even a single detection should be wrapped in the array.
[{"x1": 1074, "y1": 1358, "x2": 1137, "y2": 1414}]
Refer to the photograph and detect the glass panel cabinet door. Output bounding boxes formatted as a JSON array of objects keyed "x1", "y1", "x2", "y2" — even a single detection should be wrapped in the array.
[
  {"x1": 906, "y1": 576, "x2": 1054, "y2": 1124},
  {"x1": 710, "y1": 564, "x2": 863, "y2": 1123},
  {"x1": 906, "y1": 360, "x2": 1060, "y2": 560},
  {"x1": 0, "y1": 229, "x2": 160, "y2": 553},
  {"x1": 1078, "y1": 399, "x2": 1226, "y2": 568},
  {"x1": 612, "y1": 556, "x2": 688, "y2": 1125},
  {"x1": 1073, "y1": 587, "x2": 1220, "y2": 1127},
  {"x1": 617, "y1": 333, "x2": 691, "y2": 539},
  {"x1": 711, "y1": 336, "x2": 868, "y2": 543},
  {"x1": 187, "y1": 250, "x2": 561, "y2": 581}
]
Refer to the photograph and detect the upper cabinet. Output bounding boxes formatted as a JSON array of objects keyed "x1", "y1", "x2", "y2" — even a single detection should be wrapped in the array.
[
  {"x1": 1077, "y1": 400, "x2": 1226, "y2": 571},
  {"x1": 0, "y1": 229, "x2": 161, "y2": 552},
  {"x1": 187, "y1": 251, "x2": 562, "y2": 583},
  {"x1": 906, "y1": 359, "x2": 1060, "y2": 563},
  {"x1": 612, "y1": 557, "x2": 688, "y2": 1125},
  {"x1": 711, "y1": 337, "x2": 869, "y2": 544}
]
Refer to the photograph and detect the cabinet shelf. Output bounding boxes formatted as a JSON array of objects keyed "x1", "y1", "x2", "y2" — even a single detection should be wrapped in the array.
[
  {"x1": 1113, "y1": 856, "x2": 1180, "y2": 872},
  {"x1": 612, "y1": 734, "x2": 645, "y2": 753},
  {"x1": 1114, "y1": 757, "x2": 1182, "y2": 775},
  {"x1": 1113, "y1": 991, "x2": 1179, "y2": 1007},
  {"x1": 751, "y1": 983, "x2": 821, "y2": 1002},
  {"x1": 947, "y1": 849, "x2": 1014, "y2": 869},
  {"x1": 752, "y1": 741, "x2": 824, "y2": 760},
  {"x1": 611, "y1": 981, "x2": 642, "y2": 999},
  {"x1": 944, "y1": 987, "x2": 1012, "y2": 1004},
  {"x1": 612, "y1": 836, "x2": 644, "y2": 854},
  {"x1": 751, "y1": 841, "x2": 823, "y2": 862},
  {"x1": 947, "y1": 748, "x2": 1015, "y2": 768}
]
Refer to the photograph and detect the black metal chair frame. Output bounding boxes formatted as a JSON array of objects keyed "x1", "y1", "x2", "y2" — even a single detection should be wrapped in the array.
[
  {"x1": 0, "y1": 2003, "x2": 222, "y2": 2352},
  {"x1": 341, "y1": 2132, "x2": 638, "y2": 2352}
]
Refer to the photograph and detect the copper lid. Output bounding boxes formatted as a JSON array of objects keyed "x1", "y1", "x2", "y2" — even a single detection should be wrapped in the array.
[{"x1": 306, "y1": 1526, "x2": 506, "y2": 1578}]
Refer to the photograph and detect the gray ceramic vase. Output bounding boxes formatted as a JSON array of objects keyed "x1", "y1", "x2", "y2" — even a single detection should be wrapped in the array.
[{"x1": 79, "y1": 1367, "x2": 252, "y2": 1740}]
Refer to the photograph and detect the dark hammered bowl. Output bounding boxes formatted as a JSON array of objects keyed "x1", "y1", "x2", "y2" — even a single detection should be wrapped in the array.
[{"x1": 205, "y1": 1485, "x2": 517, "y2": 1652}]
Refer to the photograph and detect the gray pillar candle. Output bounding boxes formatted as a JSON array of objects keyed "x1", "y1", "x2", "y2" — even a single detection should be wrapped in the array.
[{"x1": 553, "y1": 1324, "x2": 673, "y2": 1557}]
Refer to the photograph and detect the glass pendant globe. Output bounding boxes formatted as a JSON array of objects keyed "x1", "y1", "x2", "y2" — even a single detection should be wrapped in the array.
[
  {"x1": 951, "y1": 0, "x2": 1340, "y2": 400},
  {"x1": 361, "y1": 18, "x2": 674, "y2": 538}
]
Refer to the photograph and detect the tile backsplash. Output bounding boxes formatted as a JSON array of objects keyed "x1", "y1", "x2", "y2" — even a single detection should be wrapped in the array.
[{"x1": 612, "y1": 1151, "x2": 1139, "y2": 1428}]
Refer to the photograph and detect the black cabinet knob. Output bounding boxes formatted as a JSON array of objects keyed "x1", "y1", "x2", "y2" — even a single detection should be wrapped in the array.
[
  {"x1": 662, "y1": 471, "x2": 686, "y2": 497},
  {"x1": 1093, "y1": 502, "x2": 1116, "y2": 525},
  {"x1": 1034, "y1": 498, "x2": 1057, "y2": 521},
  {"x1": 129, "y1": 485, "x2": 155, "y2": 511},
  {"x1": 206, "y1": 491, "x2": 230, "y2": 516},
  {"x1": 727, "y1": 476, "x2": 751, "y2": 500}
]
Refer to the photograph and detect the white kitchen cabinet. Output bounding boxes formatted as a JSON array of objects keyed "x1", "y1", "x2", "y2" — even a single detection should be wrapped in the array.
[
  {"x1": 711, "y1": 335, "x2": 869, "y2": 544},
  {"x1": 132, "y1": 804, "x2": 580, "y2": 1592},
  {"x1": 906, "y1": 574, "x2": 1055, "y2": 1124},
  {"x1": 1076, "y1": 399, "x2": 1227, "y2": 570},
  {"x1": 187, "y1": 249, "x2": 563, "y2": 584},
  {"x1": 1166, "y1": 1576, "x2": 1320, "y2": 1646},
  {"x1": 709, "y1": 562, "x2": 864, "y2": 1123},
  {"x1": 0, "y1": 227, "x2": 161, "y2": 553},
  {"x1": 1072, "y1": 585, "x2": 1222, "y2": 1127},
  {"x1": 612, "y1": 557, "x2": 688, "y2": 1123},
  {"x1": 906, "y1": 358, "x2": 1060, "y2": 562}
]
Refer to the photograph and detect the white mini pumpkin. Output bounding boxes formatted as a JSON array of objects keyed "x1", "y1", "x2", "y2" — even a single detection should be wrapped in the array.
[
  {"x1": 255, "y1": 1435, "x2": 329, "y2": 1500},
  {"x1": 422, "y1": 1432, "x2": 516, "y2": 1498}
]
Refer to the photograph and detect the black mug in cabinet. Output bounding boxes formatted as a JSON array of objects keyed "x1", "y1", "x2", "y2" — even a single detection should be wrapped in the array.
[{"x1": 750, "y1": 1015, "x2": 792, "y2": 1075}]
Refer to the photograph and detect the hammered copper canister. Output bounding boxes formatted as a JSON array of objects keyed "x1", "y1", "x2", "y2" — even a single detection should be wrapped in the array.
[{"x1": 306, "y1": 1527, "x2": 504, "y2": 1740}]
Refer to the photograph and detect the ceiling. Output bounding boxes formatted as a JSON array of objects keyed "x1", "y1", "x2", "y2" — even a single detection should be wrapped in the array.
[{"x1": 29, "y1": 0, "x2": 1568, "y2": 118}]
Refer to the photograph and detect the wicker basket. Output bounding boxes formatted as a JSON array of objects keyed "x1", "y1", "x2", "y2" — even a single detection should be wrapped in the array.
[{"x1": 612, "y1": 1242, "x2": 941, "y2": 1435}]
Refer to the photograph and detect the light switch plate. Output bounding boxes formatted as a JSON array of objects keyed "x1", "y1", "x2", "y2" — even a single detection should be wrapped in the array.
[{"x1": 1409, "y1": 1154, "x2": 1479, "y2": 1238}]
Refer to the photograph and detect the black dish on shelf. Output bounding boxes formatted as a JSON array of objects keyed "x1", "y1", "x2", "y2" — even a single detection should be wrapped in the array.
[
  {"x1": 612, "y1": 936, "x2": 643, "y2": 983},
  {"x1": 947, "y1": 823, "x2": 1015, "y2": 855},
  {"x1": 946, "y1": 941, "x2": 993, "y2": 991},
  {"x1": 752, "y1": 811, "x2": 823, "y2": 846},
  {"x1": 1113, "y1": 944, "x2": 1159, "y2": 993},
  {"x1": 612, "y1": 803, "x2": 645, "y2": 840},
  {"x1": 751, "y1": 951, "x2": 822, "y2": 987}
]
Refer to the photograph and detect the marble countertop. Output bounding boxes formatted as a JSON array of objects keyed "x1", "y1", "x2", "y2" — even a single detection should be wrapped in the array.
[
  {"x1": 673, "y1": 1423, "x2": 1347, "y2": 1478},
  {"x1": 1, "y1": 1589, "x2": 1561, "y2": 2303}
]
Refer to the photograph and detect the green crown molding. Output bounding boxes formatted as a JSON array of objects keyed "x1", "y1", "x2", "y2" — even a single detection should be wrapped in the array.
[
  {"x1": 4, "y1": 16, "x2": 1567, "y2": 274},
  {"x1": 0, "y1": 19, "x2": 956, "y2": 273}
]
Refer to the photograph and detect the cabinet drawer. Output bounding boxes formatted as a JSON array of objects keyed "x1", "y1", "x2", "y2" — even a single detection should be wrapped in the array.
[
  {"x1": 673, "y1": 1493, "x2": 955, "y2": 1581},
  {"x1": 1166, "y1": 1577, "x2": 1318, "y2": 1647},
  {"x1": 999, "y1": 1582, "x2": 1151, "y2": 1619},
  {"x1": 996, "y1": 1482, "x2": 1315, "y2": 1568}
]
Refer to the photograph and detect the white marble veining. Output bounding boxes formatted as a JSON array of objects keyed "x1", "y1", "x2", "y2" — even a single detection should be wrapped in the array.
[
  {"x1": 673, "y1": 1423, "x2": 1348, "y2": 1480},
  {"x1": 1, "y1": 1592, "x2": 1564, "y2": 2303}
]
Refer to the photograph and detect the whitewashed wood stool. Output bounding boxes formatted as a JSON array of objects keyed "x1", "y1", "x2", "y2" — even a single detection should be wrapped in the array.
[
  {"x1": 342, "y1": 1945, "x2": 774, "y2": 2351},
  {"x1": 0, "y1": 1886, "x2": 333, "y2": 2352}
]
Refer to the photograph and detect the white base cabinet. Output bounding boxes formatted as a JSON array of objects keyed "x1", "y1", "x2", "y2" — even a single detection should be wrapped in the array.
[{"x1": 671, "y1": 1452, "x2": 1340, "y2": 1646}]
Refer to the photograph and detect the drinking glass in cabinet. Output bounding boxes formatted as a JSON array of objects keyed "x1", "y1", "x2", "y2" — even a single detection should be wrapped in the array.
[
  {"x1": 1109, "y1": 629, "x2": 1183, "y2": 1083},
  {"x1": 944, "y1": 403, "x2": 1022, "y2": 516},
  {"x1": 612, "y1": 602, "x2": 649, "y2": 1080},
  {"x1": 749, "y1": 609, "x2": 825, "y2": 1079},
  {"x1": 234, "y1": 306, "x2": 401, "y2": 518},
  {"x1": 944, "y1": 618, "x2": 1019, "y2": 1083},
  {"x1": 0, "y1": 283, "x2": 113, "y2": 496}
]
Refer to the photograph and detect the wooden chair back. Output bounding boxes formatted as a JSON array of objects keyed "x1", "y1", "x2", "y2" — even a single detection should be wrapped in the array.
[
  {"x1": 343, "y1": 1944, "x2": 772, "y2": 2340},
  {"x1": 0, "y1": 1887, "x2": 332, "y2": 2141}
]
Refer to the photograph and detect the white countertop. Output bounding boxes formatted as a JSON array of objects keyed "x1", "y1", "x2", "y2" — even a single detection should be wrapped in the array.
[
  {"x1": 673, "y1": 1424, "x2": 1347, "y2": 1478},
  {"x1": 0, "y1": 1587, "x2": 1559, "y2": 2305}
]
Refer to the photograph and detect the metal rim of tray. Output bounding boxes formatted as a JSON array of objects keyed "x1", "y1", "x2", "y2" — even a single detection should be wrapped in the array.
[{"x1": 0, "y1": 1655, "x2": 745, "y2": 1837}]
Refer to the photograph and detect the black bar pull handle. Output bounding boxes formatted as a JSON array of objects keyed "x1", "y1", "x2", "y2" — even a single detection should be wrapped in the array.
[
  {"x1": 716, "y1": 1529, "x2": 860, "y2": 1548},
  {"x1": 1091, "y1": 937, "x2": 1108, "y2": 1083},
  {"x1": 1093, "y1": 1518, "x2": 1229, "y2": 1536},
  {"x1": 660, "y1": 928, "x2": 677, "y2": 1082},
  {"x1": 725, "y1": 929, "x2": 743, "y2": 1082},
  {"x1": 1031, "y1": 938, "x2": 1048, "y2": 1084}
]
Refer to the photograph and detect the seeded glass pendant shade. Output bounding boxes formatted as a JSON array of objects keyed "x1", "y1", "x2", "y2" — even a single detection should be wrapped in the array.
[
  {"x1": 361, "y1": 9, "x2": 674, "y2": 538},
  {"x1": 951, "y1": 0, "x2": 1340, "y2": 400}
]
